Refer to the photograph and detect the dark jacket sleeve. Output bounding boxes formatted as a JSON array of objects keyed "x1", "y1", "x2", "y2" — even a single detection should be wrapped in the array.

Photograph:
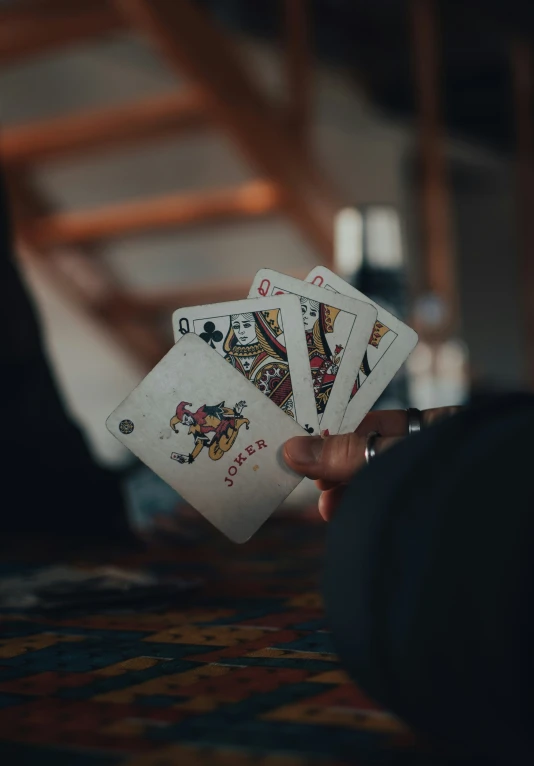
[
  {"x1": 0, "y1": 174, "x2": 129, "y2": 543},
  {"x1": 324, "y1": 394, "x2": 534, "y2": 762}
]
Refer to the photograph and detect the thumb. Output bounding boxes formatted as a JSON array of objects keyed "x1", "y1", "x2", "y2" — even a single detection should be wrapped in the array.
[{"x1": 283, "y1": 433, "x2": 366, "y2": 483}]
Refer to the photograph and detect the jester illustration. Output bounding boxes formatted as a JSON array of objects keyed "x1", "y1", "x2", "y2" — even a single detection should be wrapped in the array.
[
  {"x1": 170, "y1": 400, "x2": 249, "y2": 464},
  {"x1": 223, "y1": 311, "x2": 295, "y2": 418},
  {"x1": 350, "y1": 320, "x2": 392, "y2": 399},
  {"x1": 300, "y1": 298, "x2": 344, "y2": 416}
]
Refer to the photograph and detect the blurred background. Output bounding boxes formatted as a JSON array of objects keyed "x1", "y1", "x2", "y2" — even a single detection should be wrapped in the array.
[{"x1": 1, "y1": 0, "x2": 532, "y2": 525}]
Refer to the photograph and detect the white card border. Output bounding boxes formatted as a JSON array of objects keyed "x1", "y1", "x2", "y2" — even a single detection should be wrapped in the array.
[
  {"x1": 306, "y1": 266, "x2": 418, "y2": 432},
  {"x1": 248, "y1": 269, "x2": 378, "y2": 435}
]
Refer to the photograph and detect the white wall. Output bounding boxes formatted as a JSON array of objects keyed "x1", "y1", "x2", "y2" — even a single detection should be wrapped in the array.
[{"x1": 18, "y1": 252, "x2": 144, "y2": 466}]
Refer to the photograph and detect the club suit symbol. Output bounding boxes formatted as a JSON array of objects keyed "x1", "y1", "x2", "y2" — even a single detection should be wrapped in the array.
[
  {"x1": 169, "y1": 400, "x2": 249, "y2": 463},
  {"x1": 200, "y1": 321, "x2": 223, "y2": 349}
]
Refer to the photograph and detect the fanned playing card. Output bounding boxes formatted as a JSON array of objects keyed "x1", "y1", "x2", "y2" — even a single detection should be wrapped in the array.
[
  {"x1": 306, "y1": 266, "x2": 418, "y2": 432},
  {"x1": 248, "y1": 269, "x2": 377, "y2": 435},
  {"x1": 106, "y1": 334, "x2": 306, "y2": 543},
  {"x1": 172, "y1": 295, "x2": 318, "y2": 435}
]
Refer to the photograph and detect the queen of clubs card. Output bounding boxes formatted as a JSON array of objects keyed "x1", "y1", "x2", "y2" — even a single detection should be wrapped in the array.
[{"x1": 223, "y1": 311, "x2": 295, "y2": 419}]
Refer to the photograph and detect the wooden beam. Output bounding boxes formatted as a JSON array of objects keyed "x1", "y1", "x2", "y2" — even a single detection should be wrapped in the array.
[
  {"x1": 114, "y1": 0, "x2": 339, "y2": 262},
  {"x1": 8, "y1": 173, "x2": 168, "y2": 370},
  {"x1": 25, "y1": 181, "x2": 281, "y2": 247},
  {"x1": 30, "y1": 248, "x2": 169, "y2": 369},
  {"x1": 410, "y1": 0, "x2": 456, "y2": 328},
  {"x1": 0, "y1": 0, "x2": 89, "y2": 26},
  {"x1": 32, "y1": 249, "x2": 169, "y2": 369},
  {"x1": 0, "y1": 91, "x2": 208, "y2": 166},
  {"x1": 283, "y1": 0, "x2": 312, "y2": 142},
  {"x1": 0, "y1": 0, "x2": 122, "y2": 65},
  {"x1": 511, "y1": 40, "x2": 534, "y2": 388},
  {"x1": 0, "y1": 0, "x2": 96, "y2": 22}
]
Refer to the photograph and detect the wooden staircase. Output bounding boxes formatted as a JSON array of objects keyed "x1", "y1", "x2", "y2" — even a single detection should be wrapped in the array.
[{"x1": 1, "y1": 0, "x2": 341, "y2": 369}]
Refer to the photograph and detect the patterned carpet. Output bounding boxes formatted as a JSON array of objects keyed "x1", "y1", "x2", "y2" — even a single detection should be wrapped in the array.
[{"x1": 0, "y1": 513, "x2": 439, "y2": 766}]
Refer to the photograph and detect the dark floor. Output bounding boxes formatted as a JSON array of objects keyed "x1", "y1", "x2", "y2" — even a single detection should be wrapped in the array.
[{"x1": 0, "y1": 512, "x2": 461, "y2": 766}]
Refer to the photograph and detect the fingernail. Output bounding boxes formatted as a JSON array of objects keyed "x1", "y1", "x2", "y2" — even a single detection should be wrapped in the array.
[{"x1": 285, "y1": 436, "x2": 324, "y2": 465}]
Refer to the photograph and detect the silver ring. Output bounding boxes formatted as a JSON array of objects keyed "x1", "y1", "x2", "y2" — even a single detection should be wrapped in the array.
[
  {"x1": 406, "y1": 408, "x2": 422, "y2": 435},
  {"x1": 365, "y1": 431, "x2": 381, "y2": 464}
]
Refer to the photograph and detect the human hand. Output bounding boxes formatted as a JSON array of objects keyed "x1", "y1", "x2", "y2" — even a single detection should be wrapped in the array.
[{"x1": 283, "y1": 407, "x2": 460, "y2": 521}]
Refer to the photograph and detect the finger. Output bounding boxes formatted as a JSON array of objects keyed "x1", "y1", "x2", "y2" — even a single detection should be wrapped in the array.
[
  {"x1": 284, "y1": 433, "x2": 402, "y2": 483},
  {"x1": 355, "y1": 406, "x2": 461, "y2": 437},
  {"x1": 284, "y1": 433, "x2": 366, "y2": 483},
  {"x1": 355, "y1": 410, "x2": 408, "y2": 438},
  {"x1": 315, "y1": 478, "x2": 339, "y2": 491},
  {"x1": 318, "y1": 485, "x2": 347, "y2": 521},
  {"x1": 422, "y1": 406, "x2": 461, "y2": 427}
]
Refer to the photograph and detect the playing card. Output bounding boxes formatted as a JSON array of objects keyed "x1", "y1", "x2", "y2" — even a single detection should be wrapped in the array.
[
  {"x1": 307, "y1": 266, "x2": 418, "y2": 432},
  {"x1": 172, "y1": 296, "x2": 318, "y2": 434},
  {"x1": 106, "y1": 334, "x2": 306, "y2": 543},
  {"x1": 248, "y1": 269, "x2": 377, "y2": 435}
]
